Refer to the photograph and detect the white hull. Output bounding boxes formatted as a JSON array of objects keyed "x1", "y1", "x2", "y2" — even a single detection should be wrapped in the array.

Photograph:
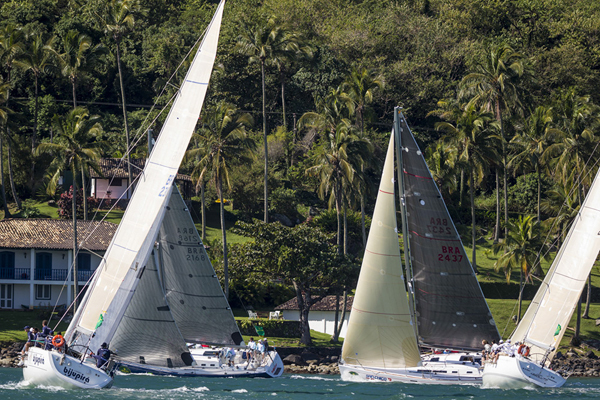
[
  {"x1": 482, "y1": 355, "x2": 566, "y2": 388},
  {"x1": 117, "y1": 350, "x2": 284, "y2": 378},
  {"x1": 339, "y1": 353, "x2": 483, "y2": 384},
  {"x1": 22, "y1": 347, "x2": 113, "y2": 389}
]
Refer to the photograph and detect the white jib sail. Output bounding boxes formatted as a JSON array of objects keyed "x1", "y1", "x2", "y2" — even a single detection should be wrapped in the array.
[
  {"x1": 511, "y1": 167, "x2": 600, "y2": 361},
  {"x1": 341, "y1": 129, "x2": 421, "y2": 369},
  {"x1": 71, "y1": 0, "x2": 226, "y2": 345}
]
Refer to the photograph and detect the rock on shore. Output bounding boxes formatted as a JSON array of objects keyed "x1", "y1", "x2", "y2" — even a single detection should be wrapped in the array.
[{"x1": 0, "y1": 342, "x2": 24, "y2": 368}]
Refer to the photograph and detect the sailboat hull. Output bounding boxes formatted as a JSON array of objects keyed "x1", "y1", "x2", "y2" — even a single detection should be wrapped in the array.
[
  {"x1": 339, "y1": 353, "x2": 483, "y2": 385},
  {"x1": 22, "y1": 347, "x2": 113, "y2": 389},
  {"x1": 116, "y1": 350, "x2": 284, "y2": 378},
  {"x1": 482, "y1": 355, "x2": 566, "y2": 388}
]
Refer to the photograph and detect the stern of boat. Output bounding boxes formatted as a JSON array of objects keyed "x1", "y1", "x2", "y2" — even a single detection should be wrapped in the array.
[{"x1": 23, "y1": 347, "x2": 113, "y2": 389}]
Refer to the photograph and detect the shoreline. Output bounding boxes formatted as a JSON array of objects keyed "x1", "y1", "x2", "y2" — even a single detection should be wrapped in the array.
[{"x1": 3, "y1": 342, "x2": 599, "y2": 378}]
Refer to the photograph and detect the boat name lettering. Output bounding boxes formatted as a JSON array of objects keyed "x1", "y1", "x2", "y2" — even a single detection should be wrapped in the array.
[
  {"x1": 63, "y1": 367, "x2": 90, "y2": 383},
  {"x1": 31, "y1": 354, "x2": 45, "y2": 366},
  {"x1": 158, "y1": 175, "x2": 176, "y2": 197},
  {"x1": 366, "y1": 374, "x2": 391, "y2": 382}
]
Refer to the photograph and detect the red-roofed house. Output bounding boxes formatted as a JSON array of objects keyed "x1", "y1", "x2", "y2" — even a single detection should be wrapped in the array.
[
  {"x1": 275, "y1": 295, "x2": 353, "y2": 338},
  {"x1": 89, "y1": 158, "x2": 192, "y2": 202},
  {"x1": 0, "y1": 219, "x2": 117, "y2": 309}
]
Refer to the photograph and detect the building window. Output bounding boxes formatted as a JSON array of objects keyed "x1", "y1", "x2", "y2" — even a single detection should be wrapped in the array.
[
  {"x1": 78, "y1": 253, "x2": 91, "y2": 270},
  {"x1": 110, "y1": 178, "x2": 122, "y2": 187},
  {"x1": 0, "y1": 284, "x2": 13, "y2": 308},
  {"x1": 36, "y1": 285, "x2": 51, "y2": 300},
  {"x1": 0, "y1": 252, "x2": 15, "y2": 279},
  {"x1": 35, "y1": 252, "x2": 52, "y2": 280}
]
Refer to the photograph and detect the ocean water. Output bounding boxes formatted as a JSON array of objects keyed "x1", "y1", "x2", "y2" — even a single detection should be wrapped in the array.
[{"x1": 1, "y1": 368, "x2": 600, "y2": 400}]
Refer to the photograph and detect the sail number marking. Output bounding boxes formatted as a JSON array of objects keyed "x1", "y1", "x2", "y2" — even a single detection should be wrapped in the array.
[
  {"x1": 159, "y1": 174, "x2": 176, "y2": 197},
  {"x1": 186, "y1": 247, "x2": 206, "y2": 262},
  {"x1": 437, "y1": 246, "x2": 463, "y2": 262},
  {"x1": 427, "y1": 217, "x2": 452, "y2": 235}
]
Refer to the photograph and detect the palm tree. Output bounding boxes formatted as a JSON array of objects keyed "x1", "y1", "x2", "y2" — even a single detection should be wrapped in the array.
[
  {"x1": 460, "y1": 43, "x2": 524, "y2": 240},
  {"x1": 16, "y1": 32, "x2": 57, "y2": 153},
  {"x1": 343, "y1": 67, "x2": 384, "y2": 133},
  {"x1": 35, "y1": 107, "x2": 103, "y2": 312},
  {"x1": 492, "y1": 215, "x2": 549, "y2": 323},
  {"x1": 185, "y1": 102, "x2": 255, "y2": 298},
  {"x1": 435, "y1": 99, "x2": 499, "y2": 272},
  {"x1": 509, "y1": 106, "x2": 557, "y2": 222},
  {"x1": 15, "y1": 32, "x2": 58, "y2": 192},
  {"x1": 299, "y1": 86, "x2": 360, "y2": 253},
  {"x1": 266, "y1": 22, "x2": 312, "y2": 128},
  {"x1": 343, "y1": 66, "x2": 383, "y2": 246},
  {"x1": 0, "y1": 23, "x2": 25, "y2": 210},
  {"x1": 0, "y1": 79, "x2": 12, "y2": 217},
  {"x1": 236, "y1": 17, "x2": 291, "y2": 223},
  {"x1": 91, "y1": 0, "x2": 141, "y2": 199},
  {"x1": 57, "y1": 30, "x2": 105, "y2": 108}
]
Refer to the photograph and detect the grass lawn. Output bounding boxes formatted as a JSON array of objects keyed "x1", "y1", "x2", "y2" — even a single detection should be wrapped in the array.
[{"x1": 0, "y1": 310, "x2": 70, "y2": 343}]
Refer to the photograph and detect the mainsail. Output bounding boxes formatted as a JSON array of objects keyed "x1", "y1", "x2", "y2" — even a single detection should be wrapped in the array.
[
  {"x1": 66, "y1": 0, "x2": 226, "y2": 353},
  {"x1": 396, "y1": 112, "x2": 500, "y2": 351},
  {"x1": 158, "y1": 187, "x2": 243, "y2": 346},
  {"x1": 511, "y1": 166, "x2": 600, "y2": 362},
  {"x1": 341, "y1": 129, "x2": 421, "y2": 369},
  {"x1": 110, "y1": 253, "x2": 193, "y2": 368},
  {"x1": 110, "y1": 186, "x2": 241, "y2": 367}
]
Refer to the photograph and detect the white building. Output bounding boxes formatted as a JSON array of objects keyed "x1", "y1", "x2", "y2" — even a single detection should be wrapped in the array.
[
  {"x1": 0, "y1": 219, "x2": 117, "y2": 310},
  {"x1": 90, "y1": 158, "x2": 192, "y2": 202},
  {"x1": 275, "y1": 295, "x2": 353, "y2": 338}
]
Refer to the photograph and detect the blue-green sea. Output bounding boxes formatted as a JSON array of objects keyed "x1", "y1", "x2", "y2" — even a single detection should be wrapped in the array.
[{"x1": 1, "y1": 368, "x2": 600, "y2": 399}]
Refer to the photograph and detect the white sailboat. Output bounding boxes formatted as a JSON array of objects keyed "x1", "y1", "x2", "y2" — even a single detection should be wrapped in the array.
[
  {"x1": 482, "y1": 158, "x2": 600, "y2": 388},
  {"x1": 339, "y1": 107, "x2": 500, "y2": 384},
  {"x1": 23, "y1": 0, "x2": 227, "y2": 388}
]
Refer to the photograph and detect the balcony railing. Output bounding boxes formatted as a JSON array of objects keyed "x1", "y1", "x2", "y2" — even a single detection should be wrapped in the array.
[
  {"x1": 0, "y1": 268, "x2": 93, "y2": 282},
  {"x1": 0, "y1": 268, "x2": 31, "y2": 280}
]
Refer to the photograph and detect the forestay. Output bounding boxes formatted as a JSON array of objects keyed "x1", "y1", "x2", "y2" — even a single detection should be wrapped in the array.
[
  {"x1": 341, "y1": 130, "x2": 421, "y2": 369},
  {"x1": 396, "y1": 113, "x2": 499, "y2": 351},
  {"x1": 511, "y1": 166, "x2": 600, "y2": 362},
  {"x1": 66, "y1": 0, "x2": 226, "y2": 352}
]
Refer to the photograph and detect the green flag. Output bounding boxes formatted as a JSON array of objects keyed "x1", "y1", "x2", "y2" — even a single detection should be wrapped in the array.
[
  {"x1": 554, "y1": 324, "x2": 561, "y2": 336},
  {"x1": 254, "y1": 325, "x2": 265, "y2": 337},
  {"x1": 95, "y1": 313, "x2": 104, "y2": 329}
]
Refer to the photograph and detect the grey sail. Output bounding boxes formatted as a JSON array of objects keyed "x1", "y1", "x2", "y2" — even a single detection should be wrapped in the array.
[
  {"x1": 158, "y1": 186, "x2": 243, "y2": 346},
  {"x1": 110, "y1": 254, "x2": 193, "y2": 368},
  {"x1": 397, "y1": 114, "x2": 500, "y2": 350}
]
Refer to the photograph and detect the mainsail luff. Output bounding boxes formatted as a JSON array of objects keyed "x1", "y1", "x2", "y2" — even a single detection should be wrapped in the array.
[
  {"x1": 341, "y1": 129, "x2": 421, "y2": 369},
  {"x1": 397, "y1": 112, "x2": 500, "y2": 351},
  {"x1": 66, "y1": 0, "x2": 226, "y2": 352},
  {"x1": 511, "y1": 166, "x2": 600, "y2": 362}
]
